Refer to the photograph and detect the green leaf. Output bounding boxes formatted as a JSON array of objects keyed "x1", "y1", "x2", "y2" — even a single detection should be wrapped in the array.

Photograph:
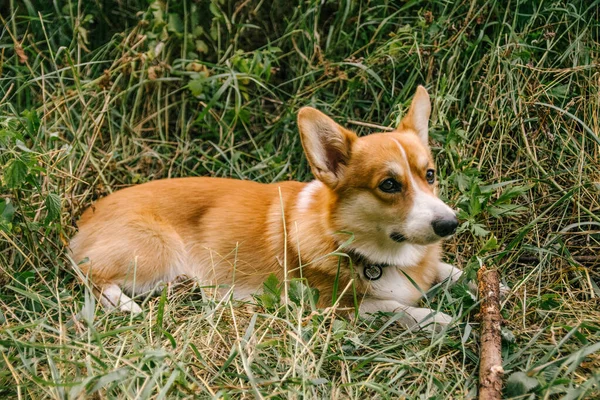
[
  {"x1": 479, "y1": 179, "x2": 521, "y2": 193},
  {"x1": 258, "y1": 274, "x2": 280, "y2": 311},
  {"x1": 263, "y1": 273, "x2": 280, "y2": 296},
  {"x1": 188, "y1": 77, "x2": 205, "y2": 97},
  {"x1": 289, "y1": 279, "x2": 319, "y2": 309},
  {"x1": 488, "y1": 204, "x2": 527, "y2": 218},
  {"x1": 0, "y1": 198, "x2": 15, "y2": 232},
  {"x1": 0, "y1": 198, "x2": 15, "y2": 223},
  {"x1": 89, "y1": 368, "x2": 131, "y2": 394},
  {"x1": 331, "y1": 319, "x2": 347, "y2": 340},
  {"x1": 0, "y1": 128, "x2": 16, "y2": 146},
  {"x1": 496, "y1": 184, "x2": 533, "y2": 203},
  {"x1": 4, "y1": 158, "x2": 28, "y2": 188},
  {"x1": 538, "y1": 293, "x2": 560, "y2": 310},
  {"x1": 209, "y1": 23, "x2": 219, "y2": 41},
  {"x1": 469, "y1": 190, "x2": 482, "y2": 216},
  {"x1": 549, "y1": 84, "x2": 570, "y2": 99},
  {"x1": 21, "y1": 109, "x2": 40, "y2": 137},
  {"x1": 471, "y1": 223, "x2": 490, "y2": 237},
  {"x1": 479, "y1": 235, "x2": 498, "y2": 253},
  {"x1": 150, "y1": 1, "x2": 164, "y2": 25},
  {"x1": 155, "y1": 285, "x2": 168, "y2": 330},
  {"x1": 454, "y1": 172, "x2": 471, "y2": 192},
  {"x1": 167, "y1": 13, "x2": 183, "y2": 34},
  {"x1": 209, "y1": 2, "x2": 221, "y2": 18},
  {"x1": 44, "y1": 193, "x2": 61, "y2": 223},
  {"x1": 505, "y1": 371, "x2": 539, "y2": 397},
  {"x1": 195, "y1": 39, "x2": 208, "y2": 53}
]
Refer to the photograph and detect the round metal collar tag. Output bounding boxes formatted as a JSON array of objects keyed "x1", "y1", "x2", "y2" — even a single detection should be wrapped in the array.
[{"x1": 364, "y1": 264, "x2": 383, "y2": 280}]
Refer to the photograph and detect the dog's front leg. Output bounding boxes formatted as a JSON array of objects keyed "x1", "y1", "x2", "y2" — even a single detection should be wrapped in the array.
[
  {"x1": 437, "y1": 262, "x2": 509, "y2": 297},
  {"x1": 437, "y1": 262, "x2": 467, "y2": 285},
  {"x1": 359, "y1": 298, "x2": 452, "y2": 332},
  {"x1": 437, "y1": 261, "x2": 479, "y2": 293}
]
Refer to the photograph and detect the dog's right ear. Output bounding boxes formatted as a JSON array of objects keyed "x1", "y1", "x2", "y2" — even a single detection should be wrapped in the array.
[{"x1": 298, "y1": 107, "x2": 357, "y2": 188}]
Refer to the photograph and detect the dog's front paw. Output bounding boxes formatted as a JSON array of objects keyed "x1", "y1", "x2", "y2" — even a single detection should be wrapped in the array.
[
  {"x1": 467, "y1": 281, "x2": 478, "y2": 294},
  {"x1": 467, "y1": 280, "x2": 510, "y2": 299},
  {"x1": 418, "y1": 311, "x2": 453, "y2": 332},
  {"x1": 399, "y1": 307, "x2": 453, "y2": 332}
]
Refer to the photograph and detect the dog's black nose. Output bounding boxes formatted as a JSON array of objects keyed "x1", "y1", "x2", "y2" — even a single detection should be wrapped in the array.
[{"x1": 432, "y1": 217, "x2": 458, "y2": 237}]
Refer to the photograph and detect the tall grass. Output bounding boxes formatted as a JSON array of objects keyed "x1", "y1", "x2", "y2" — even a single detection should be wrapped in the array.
[{"x1": 1, "y1": 0, "x2": 599, "y2": 398}]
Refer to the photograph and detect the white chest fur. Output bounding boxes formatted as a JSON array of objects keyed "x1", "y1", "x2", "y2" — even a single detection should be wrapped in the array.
[{"x1": 361, "y1": 264, "x2": 429, "y2": 306}]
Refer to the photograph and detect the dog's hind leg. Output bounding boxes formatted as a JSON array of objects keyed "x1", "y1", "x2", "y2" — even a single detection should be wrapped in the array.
[
  {"x1": 98, "y1": 284, "x2": 143, "y2": 314},
  {"x1": 73, "y1": 212, "x2": 189, "y2": 314}
]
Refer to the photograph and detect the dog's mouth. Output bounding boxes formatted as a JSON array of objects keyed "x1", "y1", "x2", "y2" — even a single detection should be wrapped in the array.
[{"x1": 390, "y1": 232, "x2": 406, "y2": 243}]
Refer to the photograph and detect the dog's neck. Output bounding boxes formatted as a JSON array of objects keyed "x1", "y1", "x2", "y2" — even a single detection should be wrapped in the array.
[
  {"x1": 344, "y1": 248, "x2": 391, "y2": 281},
  {"x1": 345, "y1": 248, "x2": 390, "y2": 268},
  {"x1": 340, "y1": 238, "x2": 430, "y2": 268}
]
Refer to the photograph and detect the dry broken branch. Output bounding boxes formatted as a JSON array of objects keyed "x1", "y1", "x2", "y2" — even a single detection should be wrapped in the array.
[{"x1": 478, "y1": 265, "x2": 504, "y2": 400}]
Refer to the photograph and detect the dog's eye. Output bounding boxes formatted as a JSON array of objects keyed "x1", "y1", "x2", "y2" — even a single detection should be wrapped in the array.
[
  {"x1": 379, "y1": 178, "x2": 401, "y2": 193},
  {"x1": 426, "y1": 169, "x2": 435, "y2": 184}
]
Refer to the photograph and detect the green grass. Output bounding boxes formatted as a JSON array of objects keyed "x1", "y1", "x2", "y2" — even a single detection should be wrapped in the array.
[{"x1": 1, "y1": 0, "x2": 599, "y2": 398}]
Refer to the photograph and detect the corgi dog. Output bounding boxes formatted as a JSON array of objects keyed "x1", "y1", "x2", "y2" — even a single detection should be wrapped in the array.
[{"x1": 70, "y1": 86, "x2": 466, "y2": 329}]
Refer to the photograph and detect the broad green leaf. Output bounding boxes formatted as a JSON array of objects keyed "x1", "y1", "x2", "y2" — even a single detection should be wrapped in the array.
[
  {"x1": 0, "y1": 198, "x2": 15, "y2": 223},
  {"x1": 44, "y1": 193, "x2": 61, "y2": 223},
  {"x1": 332, "y1": 319, "x2": 347, "y2": 340},
  {"x1": 188, "y1": 77, "x2": 205, "y2": 97},
  {"x1": 195, "y1": 39, "x2": 208, "y2": 53},
  {"x1": 263, "y1": 273, "x2": 280, "y2": 297},
  {"x1": 471, "y1": 223, "x2": 490, "y2": 237},
  {"x1": 480, "y1": 235, "x2": 498, "y2": 253},
  {"x1": 167, "y1": 13, "x2": 183, "y2": 33},
  {"x1": 209, "y1": 2, "x2": 221, "y2": 18},
  {"x1": 289, "y1": 279, "x2": 319, "y2": 309},
  {"x1": 496, "y1": 184, "x2": 534, "y2": 203},
  {"x1": 0, "y1": 198, "x2": 15, "y2": 232},
  {"x1": 258, "y1": 273, "x2": 280, "y2": 310},
  {"x1": 4, "y1": 159, "x2": 28, "y2": 188}
]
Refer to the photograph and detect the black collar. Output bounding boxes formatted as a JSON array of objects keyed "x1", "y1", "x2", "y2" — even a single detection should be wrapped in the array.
[{"x1": 345, "y1": 249, "x2": 389, "y2": 281}]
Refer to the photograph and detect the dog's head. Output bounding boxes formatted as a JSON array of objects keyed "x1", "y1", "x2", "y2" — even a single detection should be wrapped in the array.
[{"x1": 298, "y1": 86, "x2": 457, "y2": 265}]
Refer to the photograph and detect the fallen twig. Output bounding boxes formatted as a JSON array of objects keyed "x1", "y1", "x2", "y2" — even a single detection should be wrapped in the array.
[{"x1": 478, "y1": 265, "x2": 504, "y2": 400}]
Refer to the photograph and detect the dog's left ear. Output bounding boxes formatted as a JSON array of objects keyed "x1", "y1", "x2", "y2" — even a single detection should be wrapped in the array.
[{"x1": 398, "y1": 85, "x2": 431, "y2": 146}]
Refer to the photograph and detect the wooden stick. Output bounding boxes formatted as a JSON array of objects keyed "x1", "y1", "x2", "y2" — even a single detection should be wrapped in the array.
[{"x1": 478, "y1": 266, "x2": 504, "y2": 400}]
